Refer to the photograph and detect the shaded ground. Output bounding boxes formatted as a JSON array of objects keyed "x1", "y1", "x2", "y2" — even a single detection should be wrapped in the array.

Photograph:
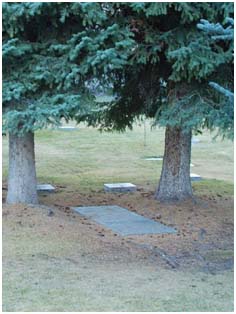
[
  {"x1": 2, "y1": 185, "x2": 234, "y2": 311},
  {"x1": 35, "y1": 186, "x2": 235, "y2": 273}
]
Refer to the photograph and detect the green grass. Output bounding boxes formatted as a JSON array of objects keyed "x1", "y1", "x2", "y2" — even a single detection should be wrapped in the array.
[
  {"x1": 2, "y1": 122, "x2": 234, "y2": 194},
  {"x1": 3, "y1": 264, "x2": 233, "y2": 311}
]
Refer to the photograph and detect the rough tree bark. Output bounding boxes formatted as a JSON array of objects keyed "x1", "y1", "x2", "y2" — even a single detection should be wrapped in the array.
[
  {"x1": 6, "y1": 132, "x2": 38, "y2": 204},
  {"x1": 155, "y1": 125, "x2": 193, "y2": 202}
]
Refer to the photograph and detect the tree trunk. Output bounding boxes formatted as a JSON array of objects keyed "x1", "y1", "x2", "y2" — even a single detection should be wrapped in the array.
[
  {"x1": 6, "y1": 132, "x2": 38, "y2": 204},
  {"x1": 155, "y1": 125, "x2": 193, "y2": 202}
]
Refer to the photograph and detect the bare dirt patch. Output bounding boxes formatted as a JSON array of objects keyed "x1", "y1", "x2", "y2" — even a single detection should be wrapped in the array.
[
  {"x1": 3, "y1": 184, "x2": 233, "y2": 273},
  {"x1": 2, "y1": 185, "x2": 234, "y2": 311}
]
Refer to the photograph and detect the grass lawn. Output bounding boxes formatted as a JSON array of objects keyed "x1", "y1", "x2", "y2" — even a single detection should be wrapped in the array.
[
  {"x1": 3, "y1": 122, "x2": 234, "y2": 190},
  {"x1": 2, "y1": 122, "x2": 234, "y2": 311}
]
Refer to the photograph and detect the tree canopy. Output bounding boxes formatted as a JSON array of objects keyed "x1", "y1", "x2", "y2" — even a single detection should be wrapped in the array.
[
  {"x1": 3, "y1": 3, "x2": 233, "y2": 137},
  {"x1": 76, "y1": 3, "x2": 233, "y2": 139},
  {"x1": 3, "y1": 3, "x2": 107, "y2": 135},
  {"x1": 196, "y1": 17, "x2": 234, "y2": 139}
]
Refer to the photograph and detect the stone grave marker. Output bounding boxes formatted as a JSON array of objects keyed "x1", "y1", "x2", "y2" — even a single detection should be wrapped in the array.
[
  {"x1": 37, "y1": 184, "x2": 55, "y2": 192},
  {"x1": 191, "y1": 138, "x2": 200, "y2": 144},
  {"x1": 72, "y1": 205, "x2": 176, "y2": 236},
  {"x1": 58, "y1": 126, "x2": 77, "y2": 131},
  {"x1": 190, "y1": 173, "x2": 202, "y2": 181},
  {"x1": 144, "y1": 156, "x2": 163, "y2": 161},
  {"x1": 104, "y1": 183, "x2": 137, "y2": 193}
]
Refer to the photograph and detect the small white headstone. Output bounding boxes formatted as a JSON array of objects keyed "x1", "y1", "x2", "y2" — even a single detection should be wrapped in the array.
[
  {"x1": 190, "y1": 173, "x2": 202, "y2": 181},
  {"x1": 58, "y1": 126, "x2": 77, "y2": 131},
  {"x1": 190, "y1": 163, "x2": 194, "y2": 167},
  {"x1": 145, "y1": 157, "x2": 163, "y2": 161},
  {"x1": 191, "y1": 138, "x2": 200, "y2": 144},
  {"x1": 104, "y1": 183, "x2": 137, "y2": 192},
  {"x1": 37, "y1": 184, "x2": 55, "y2": 192}
]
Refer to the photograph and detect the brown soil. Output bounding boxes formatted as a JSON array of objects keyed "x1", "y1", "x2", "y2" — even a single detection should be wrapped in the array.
[{"x1": 2, "y1": 184, "x2": 234, "y2": 274}]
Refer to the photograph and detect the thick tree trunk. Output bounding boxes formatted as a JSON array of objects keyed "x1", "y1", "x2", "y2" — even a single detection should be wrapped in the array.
[
  {"x1": 155, "y1": 125, "x2": 193, "y2": 202},
  {"x1": 6, "y1": 132, "x2": 38, "y2": 204}
]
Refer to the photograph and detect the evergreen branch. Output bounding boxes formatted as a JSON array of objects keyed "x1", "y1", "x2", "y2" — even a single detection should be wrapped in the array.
[
  {"x1": 197, "y1": 19, "x2": 234, "y2": 41},
  {"x1": 209, "y1": 82, "x2": 234, "y2": 100}
]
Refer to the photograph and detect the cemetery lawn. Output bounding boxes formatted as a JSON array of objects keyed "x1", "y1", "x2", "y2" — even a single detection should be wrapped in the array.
[{"x1": 2, "y1": 123, "x2": 234, "y2": 311}]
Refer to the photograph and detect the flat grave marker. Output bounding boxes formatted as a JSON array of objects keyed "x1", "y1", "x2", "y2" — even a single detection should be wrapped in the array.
[
  {"x1": 37, "y1": 184, "x2": 55, "y2": 192},
  {"x1": 191, "y1": 138, "x2": 200, "y2": 144},
  {"x1": 190, "y1": 173, "x2": 202, "y2": 181},
  {"x1": 58, "y1": 126, "x2": 77, "y2": 131},
  {"x1": 144, "y1": 157, "x2": 163, "y2": 161},
  {"x1": 104, "y1": 183, "x2": 137, "y2": 193},
  {"x1": 72, "y1": 205, "x2": 176, "y2": 236}
]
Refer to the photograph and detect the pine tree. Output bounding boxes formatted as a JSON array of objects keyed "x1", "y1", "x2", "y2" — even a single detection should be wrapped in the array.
[
  {"x1": 77, "y1": 2, "x2": 233, "y2": 202},
  {"x1": 2, "y1": 3, "x2": 104, "y2": 204},
  {"x1": 3, "y1": 3, "x2": 233, "y2": 204},
  {"x1": 197, "y1": 18, "x2": 234, "y2": 139}
]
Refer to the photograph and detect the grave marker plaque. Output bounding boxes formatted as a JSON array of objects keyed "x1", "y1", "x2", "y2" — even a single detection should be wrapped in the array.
[
  {"x1": 72, "y1": 205, "x2": 176, "y2": 236},
  {"x1": 190, "y1": 173, "x2": 202, "y2": 181},
  {"x1": 104, "y1": 183, "x2": 137, "y2": 193},
  {"x1": 37, "y1": 184, "x2": 55, "y2": 192}
]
